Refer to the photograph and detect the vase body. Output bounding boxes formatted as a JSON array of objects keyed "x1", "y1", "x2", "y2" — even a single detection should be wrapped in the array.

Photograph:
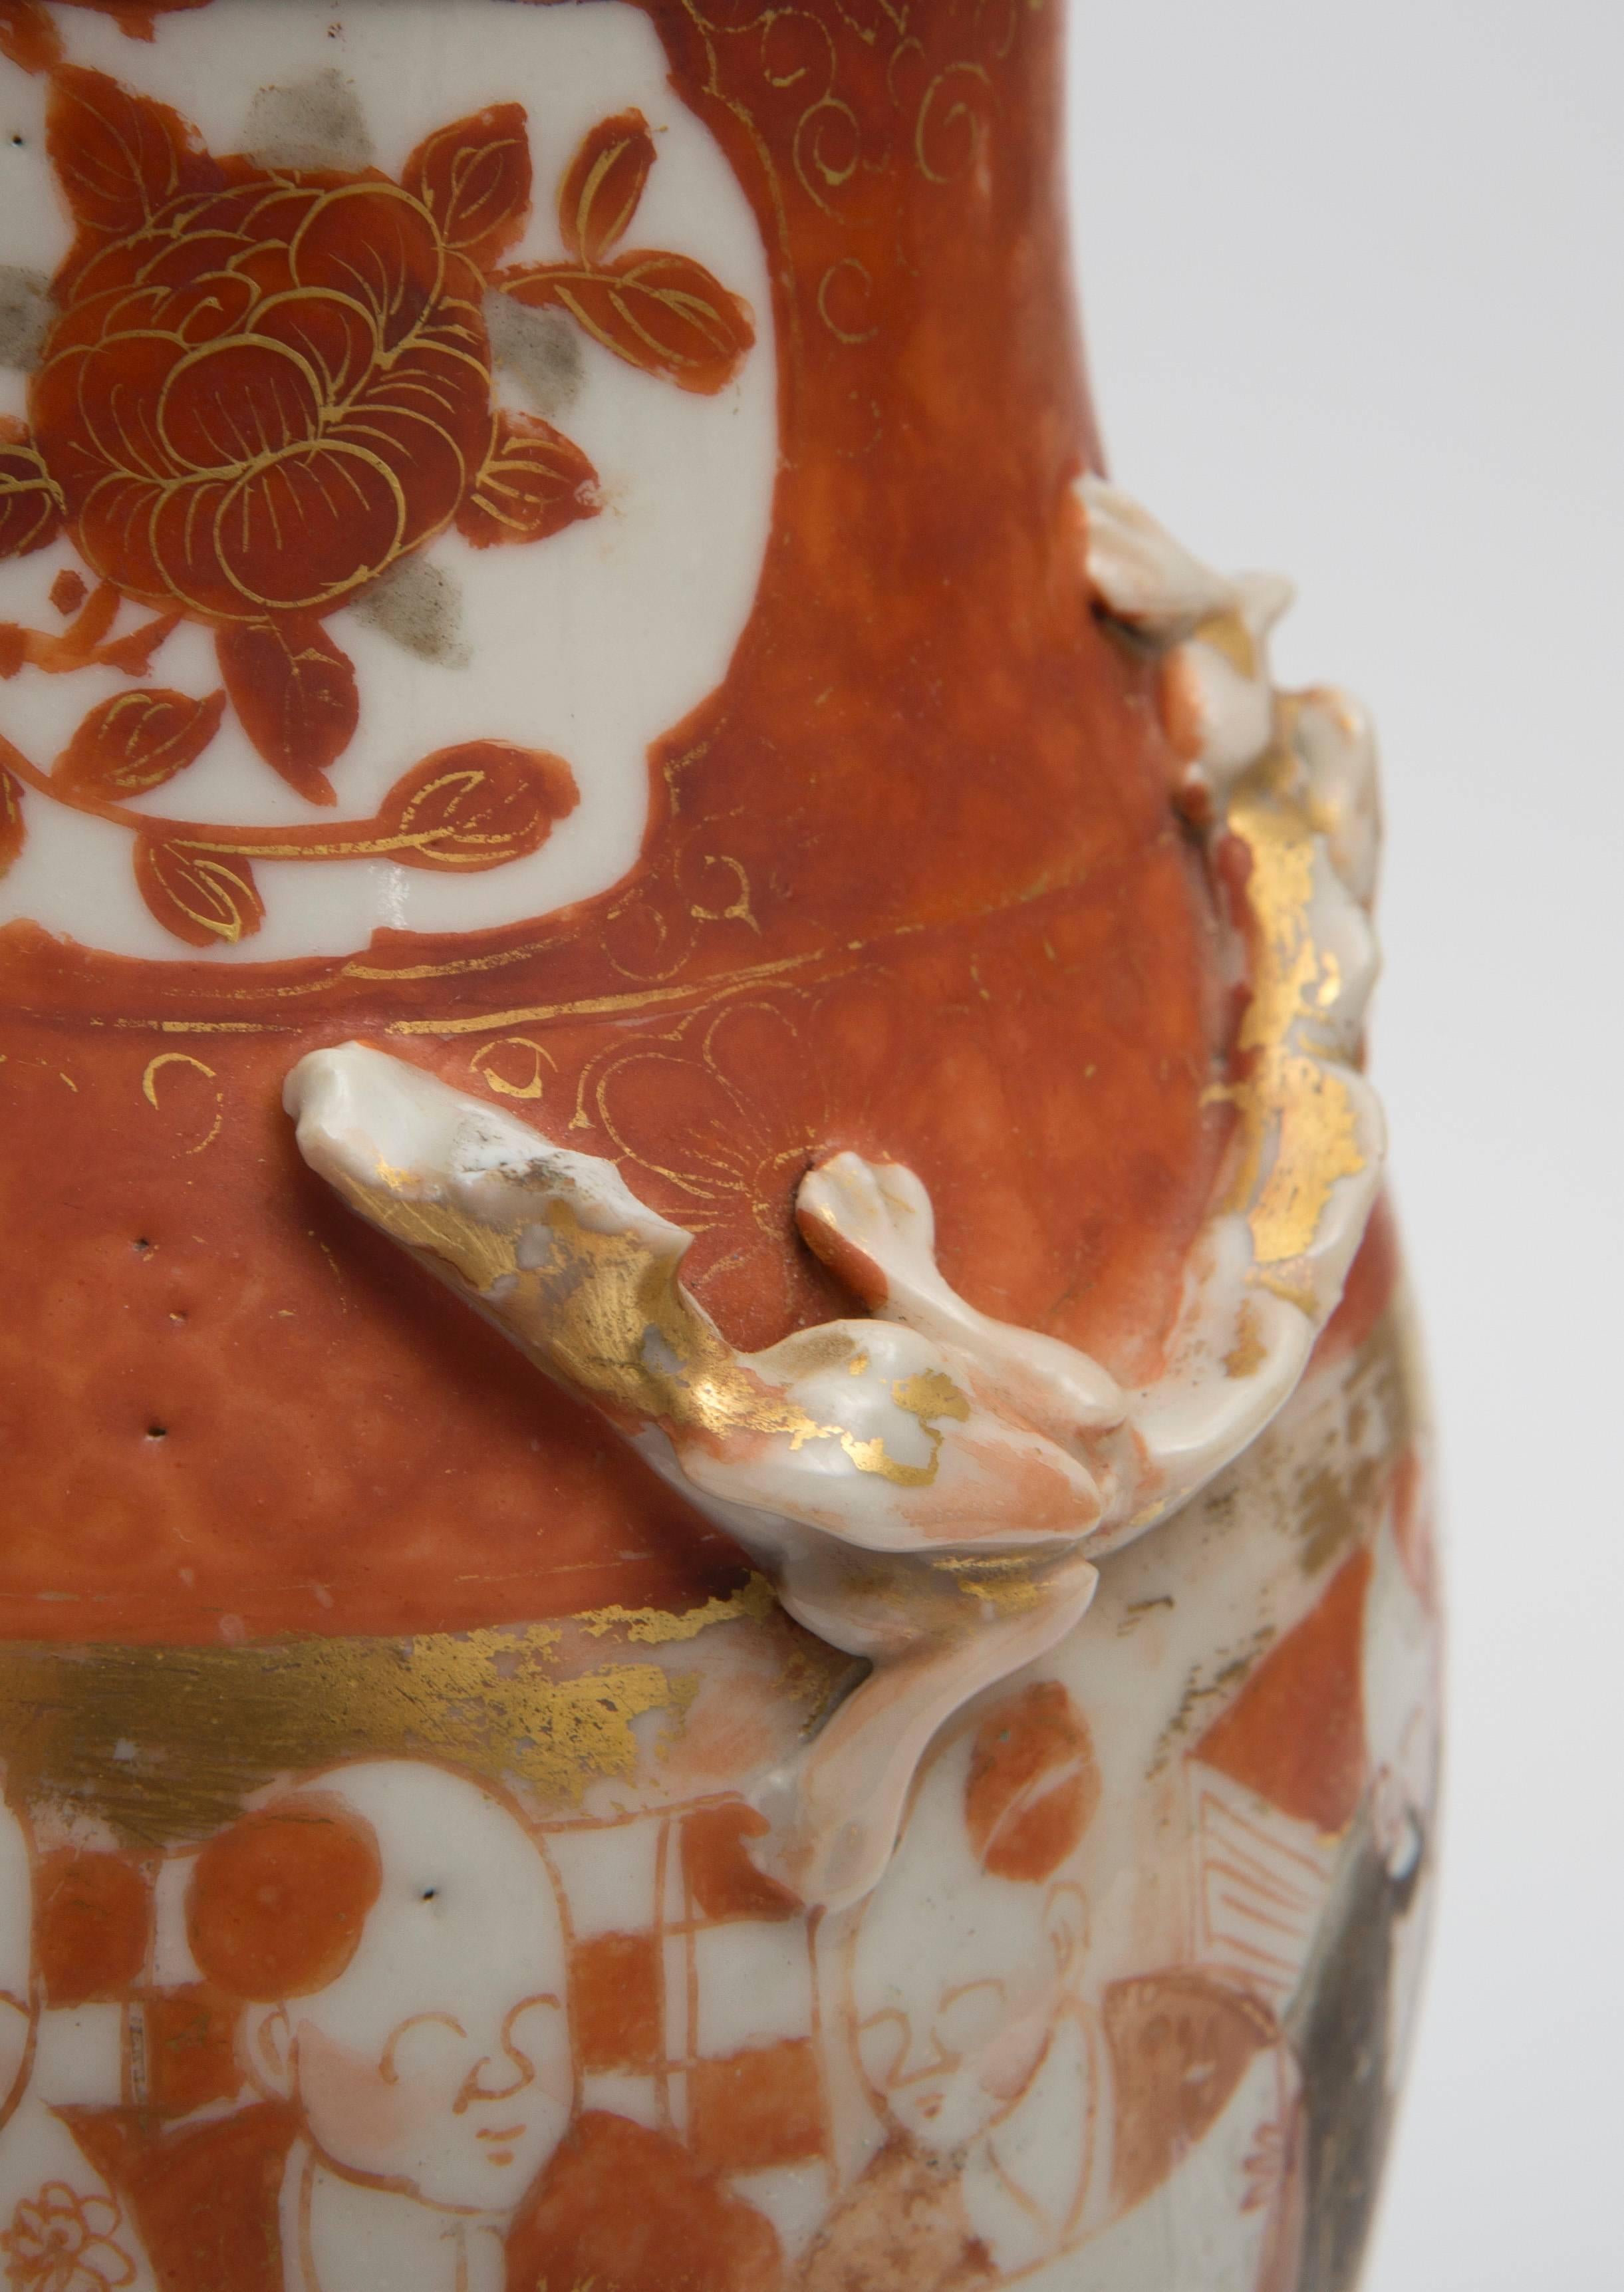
[{"x1": 0, "y1": 4, "x2": 1437, "y2": 2290}]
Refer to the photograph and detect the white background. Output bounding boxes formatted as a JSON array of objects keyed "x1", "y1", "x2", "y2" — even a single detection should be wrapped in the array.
[{"x1": 1069, "y1": 5, "x2": 1623, "y2": 2286}]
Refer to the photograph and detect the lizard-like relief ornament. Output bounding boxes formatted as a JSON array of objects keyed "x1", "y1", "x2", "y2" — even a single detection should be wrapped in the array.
[{"x1": 286, "y1": 482, "x2": 1385, "y2": 1912}]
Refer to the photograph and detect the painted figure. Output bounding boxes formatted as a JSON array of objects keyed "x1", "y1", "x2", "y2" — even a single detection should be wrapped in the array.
[
  {"x1": 800, "y1": 1684, "x2": 1106, "y2": 2289},
  {"x1": 75, "y1": 1761, "x2": 780, "y2": 2292}
]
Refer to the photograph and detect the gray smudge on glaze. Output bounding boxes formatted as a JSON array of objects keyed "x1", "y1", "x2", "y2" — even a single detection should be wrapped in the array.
[
  {"x1": 0, "y1": 269, "x2": 53, "y2": 372},
  {"x1": 244, "y1": 69, "x2": 374, "y2": 174},
  {"x1": 485, "y1": 291, "x2": 585, "y2": 421},
  {"x1": 352, "y1": 555, "x2": 472, "y2": 669}
]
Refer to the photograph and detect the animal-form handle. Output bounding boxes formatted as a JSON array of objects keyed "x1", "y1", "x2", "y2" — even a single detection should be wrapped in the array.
[{"x1": 286, "y1": 486, "x2": 1385, "y2": 1910}]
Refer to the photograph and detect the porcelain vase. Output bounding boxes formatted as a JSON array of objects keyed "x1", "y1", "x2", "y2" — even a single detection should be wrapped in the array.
[{"x1": 0, "y1": 3, "x2": 1438, "y2": 2289}]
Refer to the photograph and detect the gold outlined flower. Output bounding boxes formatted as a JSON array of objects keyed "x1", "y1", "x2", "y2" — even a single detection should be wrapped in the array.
[{"x1": 25, "y1": 67, "x2": 589, "y2": 799}]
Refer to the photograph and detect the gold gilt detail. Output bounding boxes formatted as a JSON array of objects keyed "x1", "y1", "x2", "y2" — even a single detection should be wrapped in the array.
[
  {"x1": 932, "y1": 1554, "x2": 1045, "y2": 1616},
  {"x1": 340, "y1": 1175, "x2": 969, "y2": 1490},
  {"x1": 1224, "y1": 748, "x2": 1366, "y2": 1289},
  {"x1": 579, "y1": 1574, "x2": 778, "y2": 1644},
  {"x1": 1222, "y1": 1300, "x2": 1268, "y2": 1380},
  {"x1": 0, "y1": 1630, "x2": 681, "y2": 1848}
]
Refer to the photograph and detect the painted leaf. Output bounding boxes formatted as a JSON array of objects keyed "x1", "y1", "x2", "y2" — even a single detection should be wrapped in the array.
[
  {"x1": 215, "y1": 617, "x2": 358, "y2": 805},
  {"x1": 0, "y1": 420, "x2": 63, "y2": 561},
  {"x1": 501, "y1": 252, "x2": 755, "y2": 395},
  {"x1": 55, "y1": 686, "x2": 225, "y2": 799},
  {"x1": 456, "y1": 412, "x2": 599, "y2": 549},
  {"x1": 385, "y1": 741, "x2": 578, "y2": 872},
  {"x1": 403, "y1": 102, "x2": 532, "y2": 271},
  {"x1": 134, "y1": 831, "x2": 264, "y2": 948},
  {"x1": 0, "y1": 2, "x2": 63, "y2": 75},
  {"x1": 0, "y1": 766, "x2": 23, "y2": 880},
  {"x1": 46, "y1": 65, "x2": 223, "y2": 245},
  {"x1": 559, "y1": 109, "x2": 654, "y2": 266}
]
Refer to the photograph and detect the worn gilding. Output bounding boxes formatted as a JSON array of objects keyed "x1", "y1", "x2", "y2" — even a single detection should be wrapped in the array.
[
  {"x1": 340, "y1": 1173, "x2": 970, "y2": 1489},
  {"x1": 0, "y1": 1624, "x2": 720, "y2": 1844},
  {"x1": 1228, "y1": 750, "x2": 1368, "y2": 1295}
]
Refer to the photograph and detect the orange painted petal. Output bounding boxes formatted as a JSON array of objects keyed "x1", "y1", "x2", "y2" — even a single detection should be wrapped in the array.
[
  {"x1": 212, "y1": 444, "x2": 408, "y2": 617},
  {"x1": 156, "y1": 336, "x2": 323, "y2": 472},
  {"x1": 35, "y1": 331, "x2": 187, "y2": 505},
  {"x1": 251, "y1": 287, "x2": 378, "y2": 404},
  {"x1": 288, "y1": 184, "x2": 443, "y2": 347}
]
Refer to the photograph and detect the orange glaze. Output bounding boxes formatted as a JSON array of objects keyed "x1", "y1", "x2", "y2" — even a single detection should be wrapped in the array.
[{"x1": 0, "y1": 0, "x2": 1234, "y2": 1641}]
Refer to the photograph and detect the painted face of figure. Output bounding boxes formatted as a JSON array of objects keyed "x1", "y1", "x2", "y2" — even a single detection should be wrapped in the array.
[
  {"x1": 849, "y1": 1686, "x2": 1095, "y2": 2156},
  {"x1": 235, "y1": 1763, "x2": 573, "y2": 2216}
]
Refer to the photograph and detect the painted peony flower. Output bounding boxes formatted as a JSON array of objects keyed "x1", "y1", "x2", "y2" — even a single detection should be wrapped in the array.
[
  {"x1": 0, "y1": 42, "x2": 753, "y2": 802},
  {"x1": 14, "y1": 67, "x2": 594, "y2": 798}
]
